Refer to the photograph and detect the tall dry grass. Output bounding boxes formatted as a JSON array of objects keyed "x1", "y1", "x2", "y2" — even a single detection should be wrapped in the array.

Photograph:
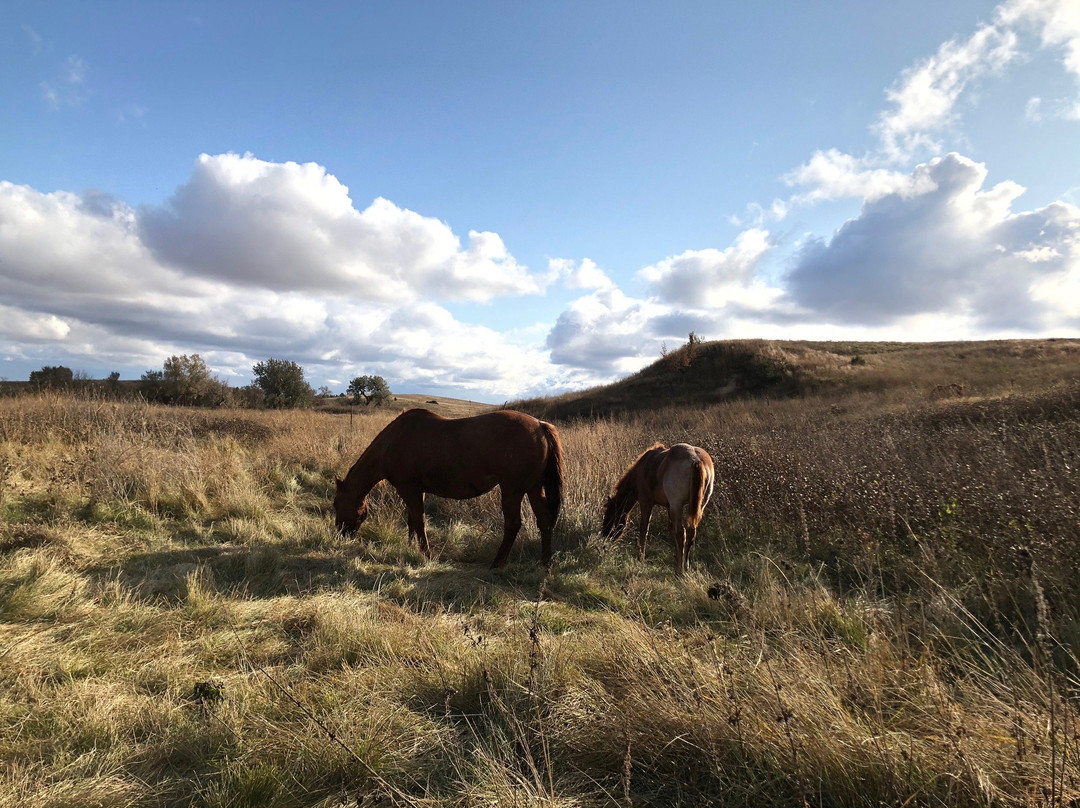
[{"x1": 2, "y1": 385, "x2": 1079, "y2": 806}]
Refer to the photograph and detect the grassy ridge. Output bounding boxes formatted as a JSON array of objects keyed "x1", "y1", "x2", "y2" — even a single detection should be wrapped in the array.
[
  {"x1": 2, "y1": 342, "x2": 1080, "y2": 806},
  {"x1": 510, "y1": 337, "x2": 1080, "y2": 419}
]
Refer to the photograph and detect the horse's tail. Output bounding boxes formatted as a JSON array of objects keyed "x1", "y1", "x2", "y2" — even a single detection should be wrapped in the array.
[
  {"x1": 688, "y1": 457, "x2": 709, "y2": 524},
  {"x1": 540, "y1": 421, "x2": 564, "y2": 525}
]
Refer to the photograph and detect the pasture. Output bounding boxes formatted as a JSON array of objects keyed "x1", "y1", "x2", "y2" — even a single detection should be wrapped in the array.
[{"x1": 2, "y1": 341, "x2": 1080, "y2": 806}]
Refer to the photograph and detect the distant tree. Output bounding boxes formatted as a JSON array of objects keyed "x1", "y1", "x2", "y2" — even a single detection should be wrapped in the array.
[
  {"x1": 29, "y1": 365, "x2": 74, "y2": 390},
  {"x1": 104, "y1": 371, "x2": 122, "y2": 399},
  {"x1": 162, "y1": 354, "x2": 228, "y2": 406},
  {"x1": 317, "y1": 385, "x2": 333, "y2": 399},
  {"x1": 252, "y1": 358, "x2": 314, "y2": 409},
  {"x1": 348, "y1": 375, "x2": 392, "y2": 406},
  {"x1": 137, "y1": 355, "x2": 228, "y2": 406},
  {"x1": 139, "y1": 369, "x2": 165, "y2": 402}
]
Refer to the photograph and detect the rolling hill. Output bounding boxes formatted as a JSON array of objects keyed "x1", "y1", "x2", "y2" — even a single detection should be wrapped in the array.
[{"x1": 510, "y1": 337, "x2": 1080, "y2": 419}]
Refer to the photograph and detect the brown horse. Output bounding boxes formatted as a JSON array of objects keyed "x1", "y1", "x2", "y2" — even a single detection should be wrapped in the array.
[
  {"x1": 601, "y1": 443, "x2": 714, "y2": 573},
  {"x1": 333, "y1": 408, "x2": 564, "y2": 568}
]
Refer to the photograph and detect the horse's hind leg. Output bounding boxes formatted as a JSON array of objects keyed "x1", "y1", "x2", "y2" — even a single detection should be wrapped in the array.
[
  {"x1": 527, "y1": 488, "x2": 554, "y2": 565},
  {"x1": 682, "y1": 504, "x2": 705, "y2": 572},
  {"x1": 669, "y1": 506, "x2": 688, "y2": 573},
  {"x1": 490, "y1": 489, "x2": 525, "y2": 569}
]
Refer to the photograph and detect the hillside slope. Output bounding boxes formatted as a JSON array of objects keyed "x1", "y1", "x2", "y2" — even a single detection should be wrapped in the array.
[{"x1": 511, "y1": 338, "x2": 1080, "y2": 419}]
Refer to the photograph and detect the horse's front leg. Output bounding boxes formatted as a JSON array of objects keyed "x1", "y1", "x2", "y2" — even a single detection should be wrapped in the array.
[
  {"x1": 397, "y1": 485, "x2": 430, "y2": 557},
  {"x1": 491, "y1": 488, "x2": 525, "y2": 569},
  {"x1": 637, "y1": 501, "x2": 654, "y2": 562}
]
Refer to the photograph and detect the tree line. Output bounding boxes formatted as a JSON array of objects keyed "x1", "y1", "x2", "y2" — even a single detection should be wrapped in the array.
[{"x1": 11, "y1": 356, "x2": 392, "y2": 410}]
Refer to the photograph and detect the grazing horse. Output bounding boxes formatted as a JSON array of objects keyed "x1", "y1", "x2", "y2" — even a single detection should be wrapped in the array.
[
  {"x1": 333, "y1": 409, "x2": 563, "y2": 568},
  {"x1": 601, "y1": 443, "x2": 714, "y2": 573}
]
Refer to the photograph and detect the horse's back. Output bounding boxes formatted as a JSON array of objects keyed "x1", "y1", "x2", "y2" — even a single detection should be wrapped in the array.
[
  {"x1": 659, "y1": 444, "x2": 714, "y2": 509},
  {"x1": 387, "y1": 408, "x2": 541, "y2": 443},
  {"x1": 448, "y1": 410, "x2": 552, "y2": 452},
  {"x1": 381, "y1": 408, "x2": 554, "y2": 495},
  {"x1": 668, "y1": 443, "x2": 713, "y2": 474}
]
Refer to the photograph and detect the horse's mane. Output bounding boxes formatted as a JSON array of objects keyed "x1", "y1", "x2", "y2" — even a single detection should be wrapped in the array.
[
  {"x1": 609, "y1": 443, "x2": 666, "y2": 512},
  {"x1": 343, "y1": 410, "x2": 429, "y2": 485}
]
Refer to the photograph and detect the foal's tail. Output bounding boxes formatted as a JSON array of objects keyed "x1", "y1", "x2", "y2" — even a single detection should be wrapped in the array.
[
  {"x1": 688, "y1": 458, "x2": 710, "y2": 524},
  {"x1": 540, "y1": 421, "x2": 564, "y2": 525}
]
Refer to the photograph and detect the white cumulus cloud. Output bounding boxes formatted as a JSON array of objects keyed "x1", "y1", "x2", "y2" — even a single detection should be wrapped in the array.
[
  {"x1": 546, "y1": 287, "x2": 670, "y2": 375},
  {"x1": 785, "y1": 153, "x2": 1080, "y2": 330},
  {"x1": 0, "y1": 306, "x2": 70, "y2": 341},
  {"x1": 139, "y1": 153, "x2": 543, "y2": 302},
  {"x1": 874, "y1": 23, "x2": 1018, "y2": 160},
  {"x1": 548, "y1": 257, "x2": 616, "y2": 291},
  {"x1": 784, "y1": 149, "x2": 938, "y2": 204},
  {"x1": 638, "y1": 228, "x2": 774, "y2": 307},
  {"x1": 999, "y1": 0, "x2": 1080, "y2": 117},
  {"x1": 0, "y1": 182, "x2": 201, "y2": 299}
]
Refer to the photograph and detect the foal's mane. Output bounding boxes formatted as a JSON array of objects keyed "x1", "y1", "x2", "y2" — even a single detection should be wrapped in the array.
[{"x1": 609, "y1": 442, "x2": 666, "y2": 511}]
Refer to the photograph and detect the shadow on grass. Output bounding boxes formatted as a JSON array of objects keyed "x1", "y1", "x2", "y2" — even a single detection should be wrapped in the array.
[{"x1": 76, "y1": 505, "x2": 748, "y2": 638}]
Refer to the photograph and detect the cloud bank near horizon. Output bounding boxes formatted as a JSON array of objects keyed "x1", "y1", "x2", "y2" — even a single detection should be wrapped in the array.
[{"x1": 1, "y1": 144, "x2": 1078, "y2": 397}]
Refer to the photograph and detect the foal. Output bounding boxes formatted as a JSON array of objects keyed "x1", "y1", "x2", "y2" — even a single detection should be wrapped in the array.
[{"x1": 601, "y1": 443, "x2": 714, "y2": 573}]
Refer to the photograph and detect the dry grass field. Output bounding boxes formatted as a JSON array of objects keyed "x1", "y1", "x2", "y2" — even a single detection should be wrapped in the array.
[{"x1": 2, "y1": 339, "x2": 1080, "y2": 806}]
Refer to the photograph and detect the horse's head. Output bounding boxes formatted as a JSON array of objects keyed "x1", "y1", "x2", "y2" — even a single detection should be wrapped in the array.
[
  {"x1": 600, "y1": 496, "x2": 629, "y2": 540},
  {"x1": 333, "y1": 477, "x2": 368, "y2": 536}
]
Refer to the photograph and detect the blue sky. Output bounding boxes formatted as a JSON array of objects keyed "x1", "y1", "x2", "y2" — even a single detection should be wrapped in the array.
[{"x1": 2, "y1": 1, "x2": 1078, "y2": 401}]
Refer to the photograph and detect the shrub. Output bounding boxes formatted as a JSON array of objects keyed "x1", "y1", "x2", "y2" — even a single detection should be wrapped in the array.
[
  {"x1": 252, "y1": 358, "x2": 314, "y2": 409},
  {"x1": 140, "y1": 354, "x2": 229, "y2": 406},
  {"x1": 29, "y1": 365, "x2": 73, "y2": 390}
]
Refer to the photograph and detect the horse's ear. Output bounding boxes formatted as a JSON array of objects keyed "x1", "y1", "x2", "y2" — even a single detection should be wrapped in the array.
[{"x1": 334, "y1": 476, "x2": 342, "y2": 488}]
